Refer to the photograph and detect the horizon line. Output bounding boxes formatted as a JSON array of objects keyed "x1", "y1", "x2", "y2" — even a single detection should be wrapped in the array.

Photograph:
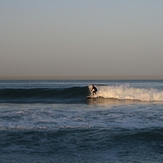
[{"x1": 0, "y1": 76, "x2": 163, "y2": 80}]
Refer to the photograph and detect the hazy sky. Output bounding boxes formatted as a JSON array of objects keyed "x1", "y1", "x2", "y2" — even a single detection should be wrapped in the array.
[{"x1": 1, "y1": 0, "x2": 163, "y2": 79}]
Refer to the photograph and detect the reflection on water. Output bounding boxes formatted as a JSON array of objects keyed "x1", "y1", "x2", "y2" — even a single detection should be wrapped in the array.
[{"x1": 86, "y1": 97, "x2": 161, "y2": 106}]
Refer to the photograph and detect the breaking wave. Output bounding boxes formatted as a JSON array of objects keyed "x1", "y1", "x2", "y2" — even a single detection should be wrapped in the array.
[
  {"x1": 1, "y1": 84, "x2": 163, "y2": 103},
  {"x1": 90, "y1": 85, "x2": 163, "y2": 102}
]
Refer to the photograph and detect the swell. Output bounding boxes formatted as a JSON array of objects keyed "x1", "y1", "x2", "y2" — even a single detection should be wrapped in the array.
[{"x1": 0, "y1": 86, "x2": 89, "y2": 103}]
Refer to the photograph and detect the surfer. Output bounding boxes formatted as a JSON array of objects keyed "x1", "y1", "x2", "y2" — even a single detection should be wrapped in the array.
[{"x1": 91, "y1": 84, "x2": 98, "y2": 95}]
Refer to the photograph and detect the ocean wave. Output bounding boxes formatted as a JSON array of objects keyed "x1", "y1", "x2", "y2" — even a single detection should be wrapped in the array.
[{"x1": 1, "y1": 84, "x2": 163, "y2": 103}]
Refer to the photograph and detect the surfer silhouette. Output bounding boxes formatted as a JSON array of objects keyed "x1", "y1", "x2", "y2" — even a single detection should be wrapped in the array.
[{"x1": 91, "y1": 84, "x2": 97, "y2": 95}]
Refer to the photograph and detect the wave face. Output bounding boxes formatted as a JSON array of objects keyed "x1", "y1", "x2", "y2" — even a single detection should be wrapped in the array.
[{"x1": 0, "y1": 87, "x2": 89, "y2": 103}]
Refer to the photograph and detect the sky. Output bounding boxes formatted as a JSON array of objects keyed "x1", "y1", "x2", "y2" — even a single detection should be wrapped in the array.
[{"x1": 0, "y1": 0, "x2": 163, "y2": 79}]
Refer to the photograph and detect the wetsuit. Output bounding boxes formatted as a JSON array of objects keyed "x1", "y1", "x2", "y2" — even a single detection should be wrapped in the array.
[{"x1": 91, "y1": 85, "x2": 97, "y2": 95}]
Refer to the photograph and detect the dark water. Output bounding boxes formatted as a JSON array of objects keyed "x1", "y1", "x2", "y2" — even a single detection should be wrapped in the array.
[
  {"x1": 0, "y1": 80, "x2": 163, "y2": 163},
  {"x1": 0, "y1": 87, "x2": 88, "y2": 103}
]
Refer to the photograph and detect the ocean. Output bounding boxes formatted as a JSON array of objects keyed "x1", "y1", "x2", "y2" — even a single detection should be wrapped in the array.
[{"x1": 0, "y1": 80, "x2": 163, "y2": 163}]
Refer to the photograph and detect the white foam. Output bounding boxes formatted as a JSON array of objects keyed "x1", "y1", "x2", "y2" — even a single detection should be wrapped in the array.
[{"x1": 95, "y1": 85, "x2": 163, "y2": 102}]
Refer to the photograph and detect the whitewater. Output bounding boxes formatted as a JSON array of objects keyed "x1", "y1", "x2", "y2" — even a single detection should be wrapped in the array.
[
  {"x1": 0, "y1": 80, "x2": 163, "y2": 163},
  {"x1": 94, "y1": 85, "x2": 163, "y2": 102}
]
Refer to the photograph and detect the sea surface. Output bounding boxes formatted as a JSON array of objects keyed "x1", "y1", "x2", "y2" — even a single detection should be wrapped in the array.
[{"x1": 0, "y1": 80, "x2": 163, "y2": 163}]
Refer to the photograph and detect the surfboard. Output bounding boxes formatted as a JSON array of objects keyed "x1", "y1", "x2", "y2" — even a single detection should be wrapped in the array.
[
  {"x1": 87, "y1": 95, "x2": 103, "y2": 99},
  {"x1": 87, "y1": 96, "x2": 96, "y2": 99}
]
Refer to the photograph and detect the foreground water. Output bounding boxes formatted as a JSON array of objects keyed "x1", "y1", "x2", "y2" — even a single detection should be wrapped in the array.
[{"x1": 0, "y1": 80, "x2": 163, "y2": 163}]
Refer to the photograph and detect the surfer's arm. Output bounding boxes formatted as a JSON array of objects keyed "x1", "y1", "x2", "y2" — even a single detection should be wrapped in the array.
[{"x1": 91, "y1": 88, "x2": 94, "y2": 92}]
